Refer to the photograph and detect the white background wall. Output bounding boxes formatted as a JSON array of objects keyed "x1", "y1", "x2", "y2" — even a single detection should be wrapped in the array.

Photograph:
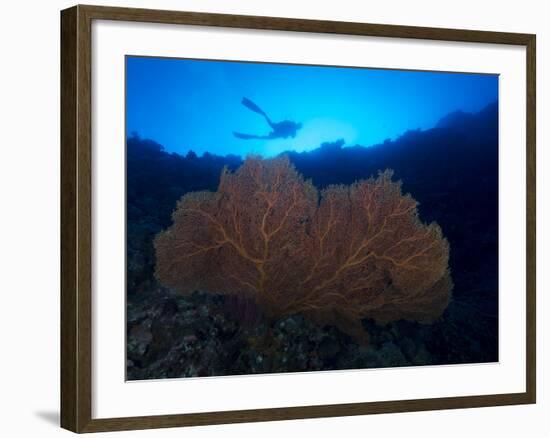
[{"x1": 0, "y1": 0, "x2": 547, "y2": 436}]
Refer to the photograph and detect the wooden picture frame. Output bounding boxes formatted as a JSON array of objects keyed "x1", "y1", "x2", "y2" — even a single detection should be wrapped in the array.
[{"x1": 61, "y1": 4, "x2": 536, "y2": 433}]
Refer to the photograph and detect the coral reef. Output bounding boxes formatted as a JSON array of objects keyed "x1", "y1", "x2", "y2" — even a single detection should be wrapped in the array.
[{"x1": 155, "y1": 156, "x2": 452, "y2": 342}]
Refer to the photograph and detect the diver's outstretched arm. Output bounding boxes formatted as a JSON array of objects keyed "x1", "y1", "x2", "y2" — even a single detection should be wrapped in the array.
[{"x1": 241, "y1": 97, "x2": 274, "y2": 127}]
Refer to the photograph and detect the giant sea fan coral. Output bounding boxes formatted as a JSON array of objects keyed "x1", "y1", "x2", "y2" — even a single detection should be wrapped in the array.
[{"x1": 154, "y1": 156, "x2": 452, "y2": 343}]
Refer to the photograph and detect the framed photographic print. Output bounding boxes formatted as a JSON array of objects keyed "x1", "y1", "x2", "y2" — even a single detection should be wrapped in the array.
[{"x1": 60, "y1": 4, "x2": 536, "y2": 433}]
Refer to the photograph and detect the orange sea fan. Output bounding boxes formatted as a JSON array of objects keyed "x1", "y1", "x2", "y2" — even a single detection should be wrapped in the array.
[{"x1": 154, "y1": 156, "x2": 452, "y2": 343}]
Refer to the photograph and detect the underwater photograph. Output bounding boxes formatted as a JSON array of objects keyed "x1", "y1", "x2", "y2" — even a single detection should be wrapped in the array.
[{"x1": 125, "y1": 56, "x2": 499, "y2": 380}]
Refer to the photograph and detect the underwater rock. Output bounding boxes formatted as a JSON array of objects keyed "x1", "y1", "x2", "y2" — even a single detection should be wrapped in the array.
[
  {"x1": 377, "y1": 341, "x2": 409, "y2": 367},
  {"x1": 318, "y1": 338, "x2": 341, "y2": 362},
  {"x1": 126, "y1": 284, "x2": 495, "y2": 380},
  {"x1": 128, "y1": 319, "x2": 152, "y2": 357},
  {"x1": 398, "y1": 337, "x2": 418, "y2": 362}
]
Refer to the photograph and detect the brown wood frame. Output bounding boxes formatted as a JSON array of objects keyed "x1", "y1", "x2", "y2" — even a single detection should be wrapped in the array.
[{"x1": 60, "y1": 4, "x2": 536, "y2": 433}]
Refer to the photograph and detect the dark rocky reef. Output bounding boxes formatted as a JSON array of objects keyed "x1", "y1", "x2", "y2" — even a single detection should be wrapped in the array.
[{"x1": 127, "y1": 103, "x2": 498, "y2": 379}]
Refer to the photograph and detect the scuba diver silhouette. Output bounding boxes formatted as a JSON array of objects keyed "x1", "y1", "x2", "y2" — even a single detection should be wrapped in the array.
[{"x1": 233, "y1": 97, "x2": 303, "y2": 140}]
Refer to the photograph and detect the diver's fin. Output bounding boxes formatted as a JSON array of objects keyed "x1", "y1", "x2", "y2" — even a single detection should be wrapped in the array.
[
  {"x1": 233, "y1": 131, "x2": 264, "y2": 140},
  {"x1": 241, "y1": 98, "x2": 274, "y2": 127},
  {"x1": 241, "y1": 97, "x2": 267, "y2": 117}
]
